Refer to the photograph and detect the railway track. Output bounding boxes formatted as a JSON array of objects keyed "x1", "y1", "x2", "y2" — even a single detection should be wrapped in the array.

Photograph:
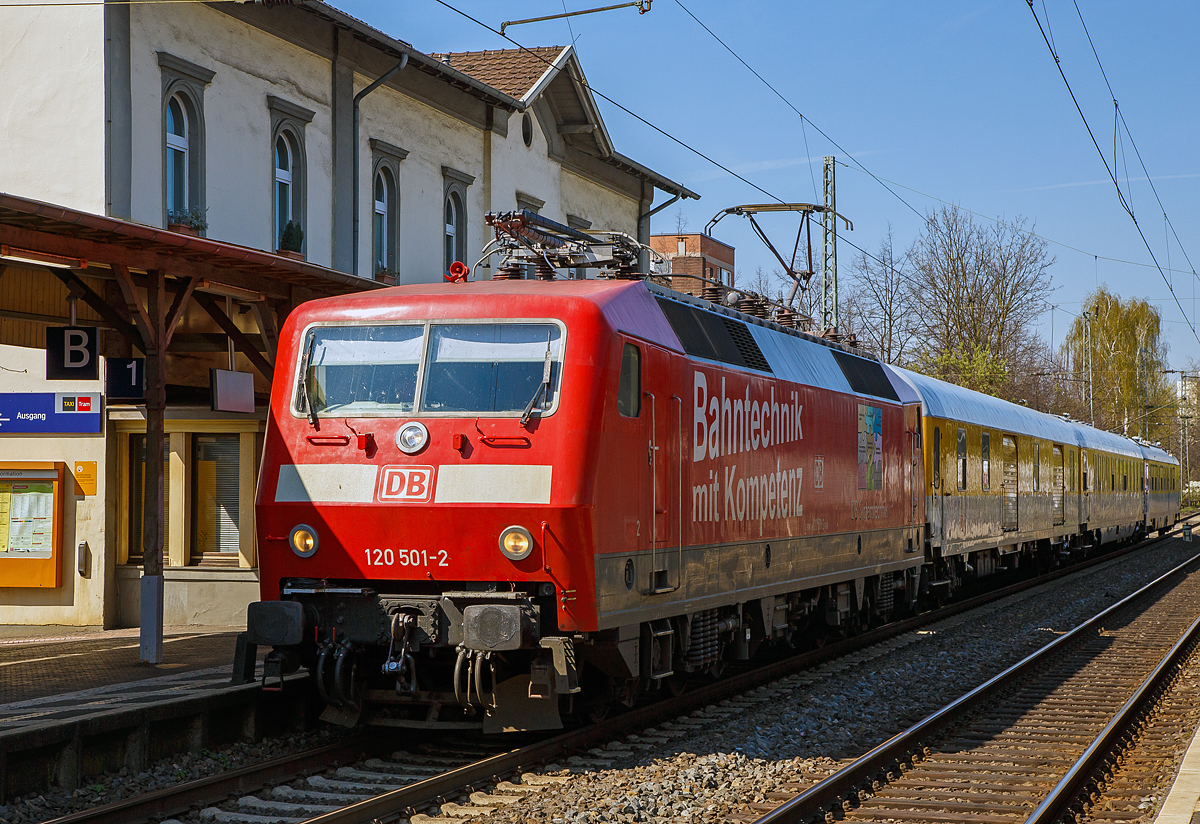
[
  {"x1": 740, "y1": 540, "x2": 1200, "y2": 824},
  {"x1": 44, "y1": 521, "x2": 1196, "y2": 824}
]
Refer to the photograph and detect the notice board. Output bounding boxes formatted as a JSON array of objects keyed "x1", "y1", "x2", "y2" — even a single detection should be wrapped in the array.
[{"x1": 0, "y1": 462, "x2": 65, "y2": 587}]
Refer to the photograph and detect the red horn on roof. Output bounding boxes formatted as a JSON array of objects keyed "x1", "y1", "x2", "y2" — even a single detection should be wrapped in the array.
[{"x1": 445, "y1": 261, "x2": 470, "y2": 283}]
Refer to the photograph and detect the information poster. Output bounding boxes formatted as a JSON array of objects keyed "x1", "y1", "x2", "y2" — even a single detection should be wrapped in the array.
[
  {"x1": 0, "y1": 481, "x2": 55, "y2": 557},
  {"x1": 0, "y1": 463, "x2": 64, "y2": 586}
]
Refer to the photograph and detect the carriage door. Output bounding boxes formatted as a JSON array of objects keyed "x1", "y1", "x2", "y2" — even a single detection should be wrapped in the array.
[
  {"x1": 906, "y1": 406, "x2": 920, "y2": 526},
  {"x1": 1143, "y1": 460, "x2": 1150, "y2": 522},
  {"x1": 1002, "y1": 435, "x2": 1018, "y2": 531},
  {"x1": 1081, "y1": 449, "x2": 1091, "y2": 525},
  {"x1": 644, "y1": 345, "x2": 679, "y2": 593},
  {"x1": 1052, "y1": 446, "x2": 1065, "y2": 526}
]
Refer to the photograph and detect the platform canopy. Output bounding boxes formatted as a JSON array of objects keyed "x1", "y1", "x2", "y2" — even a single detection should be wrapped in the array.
[{"x1": 0, "y1": 191, "x2": 382, "y2": 663}]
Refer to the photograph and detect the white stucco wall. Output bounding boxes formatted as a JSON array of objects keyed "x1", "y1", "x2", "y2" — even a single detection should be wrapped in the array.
[
  {"x1": 489, "y1": 109, "x2": 562, "y2": 219},
  {"x1": 559, "y1": 168, "x2": 640, "y2": 237},
  {"x1": 0, "y1": 343, "x2": 108, "y2": 626},
  {"x1": 129, "y1": 5, "x2": 334, "y2": 264},
  {"x1": 357, "y1": 79, "x2": 484, "y2": 284},
  {"x1": 357, "y1": 86, "x2": 641, "y2": 283},
  {"x1": 0, "y1": 4, "x2": 106, "y2": 213}
]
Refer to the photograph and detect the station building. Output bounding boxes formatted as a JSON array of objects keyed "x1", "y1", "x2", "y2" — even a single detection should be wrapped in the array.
[{"x1": 0, "y1": 0, "x2": 695, "y2": 628}]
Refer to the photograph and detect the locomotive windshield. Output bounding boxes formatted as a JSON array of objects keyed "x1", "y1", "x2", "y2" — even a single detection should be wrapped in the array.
[
  {"x1": 420, "y1": 323, "x2": 561, "y2": 414},
  {"x1": 295, "y1": 322, "x2": 562, "y2": 417},
  {"x1": 299, "y1": 325, "x2": 423, "y2": 415}
]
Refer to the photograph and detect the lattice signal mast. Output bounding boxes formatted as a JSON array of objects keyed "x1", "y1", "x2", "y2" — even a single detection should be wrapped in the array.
[{"x1": 821, "y1": 156, "x2": 837, "y2": 333}]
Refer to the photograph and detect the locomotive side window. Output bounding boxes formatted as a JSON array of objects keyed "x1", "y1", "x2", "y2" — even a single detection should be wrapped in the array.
[
  {"x1": 956, "y1": 428, "x2": 966, "y2": 491},
  {"x1": 297, "y1": 325, "x2": 423, "y2": 416},
  {"x1": 421, "y1": 323, "x2": 562, "y2": 414},
  {"x1": 981, "y1": 432, "x2": 990, "y2": 491},
  {"x1": 617, "y1": 343, "x2": 641, "y2": 418}
]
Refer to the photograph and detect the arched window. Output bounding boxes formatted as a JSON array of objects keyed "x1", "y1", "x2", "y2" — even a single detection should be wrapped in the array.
[
  {"x1": 442, "y1": 166, "x2": 474, "y2": 276},
  {"x1": 373, "y1": 167, "x2": 398, "y2": 278},
  {"x1": 165, "y1": 95, "x2": 189, "y2": 217},
  {"x1": 158, "y1": 53, "x2": 212, "y2": 228},
  {"x1": 275, "y1": 133, "x2": 294, "y2": 247},
  {"x1": 444, "y1": 191, "x2": 462, "y2": 274},
  {"x1": 267, "y1": 96, "x2": 313, "y2": 256}
]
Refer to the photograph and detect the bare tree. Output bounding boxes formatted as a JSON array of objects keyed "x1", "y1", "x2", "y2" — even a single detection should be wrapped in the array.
[
  {"x1": 674, "y1": 206, "x2": 689, "y2": 234},
  {"x1": 906, "y1": 205, "x2": 1054, "y2": 395},
  {"x1": 742, "y1": 266, "x2": 787, "y2": 298},
  {"x1": 844, "y1": 227, "x2": 916, "y2": 365}
]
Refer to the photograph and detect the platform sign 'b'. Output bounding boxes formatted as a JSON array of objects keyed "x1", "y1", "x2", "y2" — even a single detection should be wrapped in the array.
[{"x1": 46, "y1": 327, "x2": 99, "y2": 380}]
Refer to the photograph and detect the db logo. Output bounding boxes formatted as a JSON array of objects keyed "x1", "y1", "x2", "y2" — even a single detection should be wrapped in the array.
[{"x1": 378, "y1": 466, "x2": 435, "y2": 502}]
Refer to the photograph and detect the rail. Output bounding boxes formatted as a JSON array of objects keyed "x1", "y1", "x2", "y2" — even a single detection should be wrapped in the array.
[{"x1": 752, "y1": 528, "x2": 1200, "y2": 824}]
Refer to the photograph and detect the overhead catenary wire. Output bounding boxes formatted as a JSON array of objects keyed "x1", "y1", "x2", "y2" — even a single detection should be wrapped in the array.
[
  {"x1": 428, "y1": 0, "x2": 907, "y2": 283},
  {"x1": 1070, "y1": 0, "x2": 1199, "y2": 282},
  {"x1": 431, "y1": 0, "x2": 788, "y2": 208},
  {"x1": 670, "y1": 0, "x2": 925, "y2": 224},
  {"x1": 668, "y1": 0, "x2": 1200, "y2": 344},
  {"x1": 1025, "y1": 1, "x2": 1200, "y2": 348},
  {"x1": 835, "y1": 164, "x2": 1200, "y2": 282}
]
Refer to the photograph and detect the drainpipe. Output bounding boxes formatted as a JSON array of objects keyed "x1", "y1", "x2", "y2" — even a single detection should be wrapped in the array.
[
  {"x1": 637, "y1": 188, "x2": 683, "y2": 273},
  {"x1": 352, "y1": 53, "x2": 408, "y2": 277}
]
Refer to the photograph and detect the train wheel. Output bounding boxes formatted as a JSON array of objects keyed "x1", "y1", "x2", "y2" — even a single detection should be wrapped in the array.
[{"x1": 665, "y1": 673, "x2": 689, "y2": 696}]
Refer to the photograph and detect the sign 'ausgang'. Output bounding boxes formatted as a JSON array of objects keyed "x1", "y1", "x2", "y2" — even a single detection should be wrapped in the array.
[{"x1": 0, "y1": 394, "x2": 103, "y2": 434}]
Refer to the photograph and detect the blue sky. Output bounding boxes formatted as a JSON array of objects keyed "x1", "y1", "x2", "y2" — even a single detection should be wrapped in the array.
[{"x1": 344, "y1": 0, "x2": 1200, "y2": 367}]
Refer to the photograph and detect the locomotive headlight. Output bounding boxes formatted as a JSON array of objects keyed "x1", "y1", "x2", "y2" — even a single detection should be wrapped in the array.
[
  {"x1": 396, "y1": 421, "x2": 429, "y2": 454},
  {"x1": 289, "y1": 524, "x2": 319, "y2": 557},
  {"x1": 499, "y1": 525, "x2": 534, "y2": 561}
]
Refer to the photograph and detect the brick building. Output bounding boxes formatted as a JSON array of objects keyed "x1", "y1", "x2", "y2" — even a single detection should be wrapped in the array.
[{"x1": 649, "y1": 233, "x2": 735, "y2": 297}]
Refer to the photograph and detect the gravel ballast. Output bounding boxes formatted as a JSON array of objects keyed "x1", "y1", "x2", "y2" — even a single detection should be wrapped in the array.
[
  {"x1": 466, "y1": 540, "x2": 1200, "y2": 824},
  {"x1": 6, "y1": 539, "x2": 1199, "y2": 824}
]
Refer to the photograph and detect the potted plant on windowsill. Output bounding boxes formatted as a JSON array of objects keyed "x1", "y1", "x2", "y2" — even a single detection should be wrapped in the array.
[
  {"x1": 167, "y1": 207, "x2": 207, "y2": 237},
  {"x1": 277, "y1": 221, "x2": 304, "y2": 260},
  {"x1": 375, "y1": 267, "x2": 398, "y2": 286}
]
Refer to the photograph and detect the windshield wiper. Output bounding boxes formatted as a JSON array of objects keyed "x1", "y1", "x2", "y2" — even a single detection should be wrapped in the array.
[
  {"x1": 520, "y1": 332, "x2": 554, "y2": 428},
  {"x1": 298, "y1": 334, "x2": 319, "y2": 429}
]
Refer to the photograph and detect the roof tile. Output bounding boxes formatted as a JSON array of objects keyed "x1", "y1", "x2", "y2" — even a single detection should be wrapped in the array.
[{"x1": 429, "y1": 47, "x2": 564, "y2": 99}]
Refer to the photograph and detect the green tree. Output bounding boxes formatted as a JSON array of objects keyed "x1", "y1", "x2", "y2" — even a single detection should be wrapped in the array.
[
  {"x1": 931, "y1": 343, "x2": 1008, "y2": 396},
  {"x1": 1063, "y1": 287, "x2": 1174, "y2": 439}
]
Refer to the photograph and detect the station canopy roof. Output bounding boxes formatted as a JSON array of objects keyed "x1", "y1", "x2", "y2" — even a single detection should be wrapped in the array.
[{"x1": 0, "y1": 191, "x2": 381, "y2": 301}]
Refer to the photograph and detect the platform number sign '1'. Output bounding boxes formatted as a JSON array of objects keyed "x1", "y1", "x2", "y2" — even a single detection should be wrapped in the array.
[
  {"x1": 45, "y1": 327, "x2": 99, "y2": 381},
  {"x1": 106, "y1": 357, "x2": 146, "y2": 401}
]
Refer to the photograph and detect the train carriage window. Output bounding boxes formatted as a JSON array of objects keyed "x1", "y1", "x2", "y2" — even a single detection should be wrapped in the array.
[
  {"x1": 933, "y1": 427, "x2": 941, "y2": 488},
  {"x1": 298, "y1": 324, "x2": 423, "y2": 416},
  {"x1": 1069, "y1": 449, "x2": 1075, "y2": 492},
  {"x1": 956, "y1": 428, "x2": 967, "y2": 491},
  {"x1": 422, "y1": 323, "x2": 563, "y2": 414},
  {"x1": 618, "y1": 343, "x2": 641, "y2": 418},
  {"x1": 1082, "y1": 450, "x2": 1088, "y2": 491},
  {"x1": 982, "y1": 432, "x2": 991, "y2": 491}
]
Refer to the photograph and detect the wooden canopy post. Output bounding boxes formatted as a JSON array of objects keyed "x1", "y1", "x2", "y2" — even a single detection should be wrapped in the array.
[{"x1": 113, "y1": 264, "x2": 170, "y2": 663}]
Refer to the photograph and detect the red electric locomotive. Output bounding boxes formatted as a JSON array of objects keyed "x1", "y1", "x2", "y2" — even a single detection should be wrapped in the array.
[{"x1": 247, "y1": 214, "x2": 926, "y2": 731}]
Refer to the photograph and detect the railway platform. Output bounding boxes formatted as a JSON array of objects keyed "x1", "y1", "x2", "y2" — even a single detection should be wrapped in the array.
[
  {"x1": 1156, "y1": 725, "x2": 1200, "y2": 824},
  {"x1": 0, "y1": 625, "x2": 315, "y2": 803},
  {"x1": 0, "y1": 625, "x2": 249, "y2": 729}
]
